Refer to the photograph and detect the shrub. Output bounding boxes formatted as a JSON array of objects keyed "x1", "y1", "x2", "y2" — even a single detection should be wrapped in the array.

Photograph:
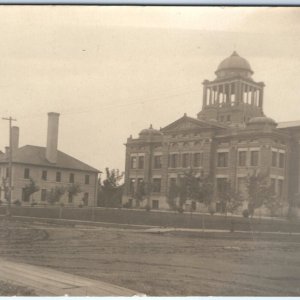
[
  {"x1": 243, "y1": 209, "x2": 249, "y2": 218},
  {"x1": 209, "y1": 206, "x2": 215, "y2": 216},
  {"x1": 144, "y1": 204, "x2": 151, "y2": 212},
  {"x1": 123, "y1": 202, "x2": 132, "y2": 209},
  {"x1": 13, "y1": 200, "x2": 22, "y2": 206},
  {"x1": 31, "y1": 202, "x2": 37, "y2": 207},
  {"x1": 177, "y1": 207, "x2": 184, "y2": 213}
]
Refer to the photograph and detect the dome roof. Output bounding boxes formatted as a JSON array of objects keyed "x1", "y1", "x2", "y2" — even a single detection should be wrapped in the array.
[
  {"x1": 216, "y1": 51, "x2": 253, "y2": 75},
  {"x1": 139, "y1": 124, "x2": 162, "y2": 136},
  {"x1": 248, "y1": 116, "x2": 277, "y2": 126}
]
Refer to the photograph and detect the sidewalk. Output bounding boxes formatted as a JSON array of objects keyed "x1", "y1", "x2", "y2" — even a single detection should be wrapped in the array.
[{"x1": 0, "y1": 259, "x2": 142, "y2": 296}]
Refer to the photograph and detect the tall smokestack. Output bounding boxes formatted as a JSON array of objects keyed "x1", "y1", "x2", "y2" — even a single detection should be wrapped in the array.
[
  {"x1": 46, "y1": 112, "x2": 60, "y2": 163},
  {"x1": 11, "y1": 126, "x2": 19, "y2": 153}
]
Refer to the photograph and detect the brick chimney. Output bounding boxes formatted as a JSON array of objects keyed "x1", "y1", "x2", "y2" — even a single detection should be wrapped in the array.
[
  {"x1": 11, "y1": 126, "x2": 19, "y2": 153},
  {"x1": 46, "y1": 112, "x2": 60, "y2": 163}
]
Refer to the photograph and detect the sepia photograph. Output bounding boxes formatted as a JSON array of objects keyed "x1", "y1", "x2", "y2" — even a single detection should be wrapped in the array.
[{"x1": 0, "y1": 5, "x2": 300, "y2": 296}]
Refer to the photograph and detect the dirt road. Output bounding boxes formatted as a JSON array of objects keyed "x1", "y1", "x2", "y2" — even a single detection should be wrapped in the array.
[{"x1": 1, "y1": 220, "x2": 300, "y2": 296}]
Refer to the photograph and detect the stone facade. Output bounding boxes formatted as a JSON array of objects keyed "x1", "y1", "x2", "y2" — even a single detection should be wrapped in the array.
[{"x1": 123, "y1": 52, "x2": 300, "y2": 214}]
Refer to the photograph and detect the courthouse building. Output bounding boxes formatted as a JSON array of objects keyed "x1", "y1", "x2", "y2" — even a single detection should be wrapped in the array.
[{"x1": 122, "y1": 51, "x2": 300, "y2": 213}]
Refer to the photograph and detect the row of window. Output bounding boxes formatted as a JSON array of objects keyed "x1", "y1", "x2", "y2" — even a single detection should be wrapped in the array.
[
  {"x1": 217, "y1": 177, "x2": 284, "y2": 197},
  {"x1": 23, "y1": 168, "x2": 90, "y2": 184},
  {"x1": 22, "y1": 188, "x2": 89, "y2": 203},
  {"x1": 218, "y1": 150, "x2": 259, "y2": 168},
  {"x1": 129, "y1": 178, "x2": 162, "y2": 194},
  {"x1": 130, "y1": 153, "x2": 203, "y2": 170}
]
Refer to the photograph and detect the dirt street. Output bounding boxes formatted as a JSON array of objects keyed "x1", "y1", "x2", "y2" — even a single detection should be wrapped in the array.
[{"x1": 0, "y1": 220, "x2": 300, "y2": 296}]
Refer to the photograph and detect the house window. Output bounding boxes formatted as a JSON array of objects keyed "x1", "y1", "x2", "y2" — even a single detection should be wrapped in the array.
[
  {"x1": 85, "y1": 175, "x2": 90, "y2": 184},
  {"x1": 250, "y1": 151, "x2": 259, "y2": 166},
  {"x1": 130, "y1": 157, "x2": 137, "y2": 169},
  {"x1": 279, "y1": 153, "x2": 285, "y2": 168},
  {"x1": 56, "y1": 172, "x2": 61, "y2": 182},
  {"x1": 83, "y1": 192, "x2": 89, "y2": 206},
  {"x1": 182, "y1": 153, "x2": 189, "y2": 168},
  {"x1": 272, "y1": 151, "x2": 277, "y2": 167},
  {"x1": 69, "y1": 173, "x2": 75, "y2": 183},
  {"x1": 6, "y1": 167, "x2": 9, "y2": 178},
  {"x1": 238, "y1": 151, "x2": 247, "y2": 167},
  {"x1": 42, "y1": 170, "x2": 47, "y2": 181},
  {"x1": 278, "y1": 179, "x2": 284, "y2": 197},
  {"x1": 68, "y1": 192, "x2": 73, "y2": 203},
  {"x1": 24, "y1": 168, "x2": 30, "y2": 179},
  {"x1": 169, "y1": 154, "x2": 178, "y2": 168},
  {"x1": 22, "y1": 188, "x2": 30, "y2": 202},
  {"x1": 169, "y1": 177, "x2": 177, "y2": 188},
  {"x1": 193, "y1": 153, "x2": 202, "y2": 167},
  {"x1": 129, "y1": 178, "x2": 135, "y2": 195},
  {"x1": 152, "y1": 200, "x2": 159, "y2": 209},
  {"x1": 220, "y1": 116, "x2": 224, "y2": 122},
  {"x1": 217, "y1": 152, "x2": 228, "y2": 167},
  {"x1": 227, "y1": 115, "x2": 231, "y2": 122},
  {"x1": 138, "y1": 156, "x2": 144, "y2": 169},
  {"x1": 271, "y1": 178, "x2": 276, "y2": 194},
  {"x1": 41, "y1": 189, "x2": 47, "y2": 201},
  {"x1": 153, "y1": 155, "x2": 162, "y2": 169},
  {"x1": 217, "y1": 178, "x2": 229, "y2": 195},
  {"x1": 152, "y1": 178, "x2": 161, "y2": 193}
]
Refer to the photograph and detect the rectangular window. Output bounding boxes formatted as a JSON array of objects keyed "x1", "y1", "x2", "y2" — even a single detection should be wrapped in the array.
[
  {"x1": 69, "y1": 173, "x2": 74, "y2": 183},
  {"x1": 68, "y1": 192, "x2": 73, "y2": 203},
  {"x1": 193, "y1": 153, "x2": 202, "y2": 167},
  {"x1": 271, "y1": 178, "x2": 276, "y2": 194},
  {"x1": 130, "y1": 157, "x2": 137, "y2": 169},
  {"x1": 138, "y1": 156, "x2": 144, "y2": 169},
  {"x1": 85, "y1": 175, "x2": 90, "y2": 184},
  {"x1": 42, "y1": 170, "x2": 47, "y2": 181},
  {"x1": 182, "y1": 153, "x2": 189, "y2": 168},
  {"x1": 41, "y1": 189, "x2": 47, "y2": 201},
  {"x1": 217, "y1": 152, "x2": 228, "y2": 167},
  {"x1": 250, "y1": 151, "x2": 259, "y2": 166},
  {"x1": 56, "y1": 171, "x2": 61, "y2": 182},
  {"x1": 272, "y1": 151, "x2": 277, "y2": 167},
  {"x1": 278, "y1": 179, "x2": 284, "y2": 197},
  {"x1": 152, "y1": 200, "x2": 159, "y2": 209},
  {"x1": 129, "y1": 178, "x2": 135, "y2": 195},
  {"x1": 6, "y1": 167, "x2": 9, "y2": 178},
  {"x1": 217, "y1": 178, "x2": 228, "y2": 195},
  {"x1": 83, "y1": 192, "x2": 89, "y2": 206},
  {"x1": 152, "y1": 178, "x2": 161, "y2": 193},
  {"x1": 169, "y1": 177, "x2": 177, "y2": 188},
  {"x1": 279, "y1": 153, "x2": 285, "y2": 168},
  {"x1": 153, "y1": 155, "x2": 162, "y2": 169},
  {"x1": 24, "y1": 168, "x2": 30, "y2": 179},
  {"x1": 238, "y1": 151, "x2": 247, "y2": 167},
  {"x1": 169, "y1": 154, "x2": 178, "y2": 168}
]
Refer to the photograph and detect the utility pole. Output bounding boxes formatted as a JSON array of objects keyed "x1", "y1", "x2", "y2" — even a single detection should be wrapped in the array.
[{"x1": 2, "y1": 116, "x2": 17, "y2": 217}]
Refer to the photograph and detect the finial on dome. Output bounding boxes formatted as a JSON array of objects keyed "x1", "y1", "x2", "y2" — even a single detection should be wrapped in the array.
[
  {"x1": 149, "y1": 124, "x2": 153, "y2": 129},
  {"x1": 184, "y1": 113, "x2": 187, "y2": 117},
  {"x1": 232, "y1": 51, "x2": 239, "y2": 56}
]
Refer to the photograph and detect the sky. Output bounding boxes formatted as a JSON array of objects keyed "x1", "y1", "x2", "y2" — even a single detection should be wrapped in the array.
[{"x1": 0, "y1": 6, "x2": 300, "y2": 172}]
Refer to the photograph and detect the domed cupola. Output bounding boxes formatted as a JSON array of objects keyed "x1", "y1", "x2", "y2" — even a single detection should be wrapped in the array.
[
  {"x1": 198, "y1": 51, "x2": 265, "y2": 126},
  {"x1": 139, "y1": 124, "x2": 162, "y2": 138},
  {"x1": 215, "y1": 51, "x2": 253, "y2": 79}
]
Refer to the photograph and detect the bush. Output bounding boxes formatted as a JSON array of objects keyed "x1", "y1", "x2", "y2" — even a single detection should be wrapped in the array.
[
  {"x1": 13, "y1": 200, "x2": 22, "y2": 206},
  {"x1": 78, "y1": 204, "x2": 83, "y2": 208},
  {"x1": 144, "y1": 205, "x2": 151, "y2": 212},
  {"x1": 31, "y1": 202, "x2": 37, "y2": 207},
  {"x1": 209, "y1": 206, "x2": 215, "y2": 216},
  {"x1": 123, "y1": 202, "x2": 132, "y2": 209},
  {"x1": 177, "y1": 207, "x2": 184, "y2": 213},
  {"x1": 242, "y1": 209, "x2": 249, "y2": 218}
]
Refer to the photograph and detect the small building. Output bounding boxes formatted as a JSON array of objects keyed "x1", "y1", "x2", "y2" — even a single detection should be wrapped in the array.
[
  {"x1": 122, "y1": 52, "x2": 300, "y2": 215},
  {"x1": 0, "y1": 112, "x2": 99, "y2": 207}
]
